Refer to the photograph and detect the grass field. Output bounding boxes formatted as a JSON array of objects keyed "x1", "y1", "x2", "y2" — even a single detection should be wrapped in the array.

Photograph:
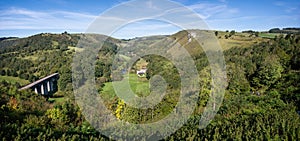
[
  {"x1": 171, "y1": 30, "x2": 268, "y2": 51},
  {"x1": 48, "y1": 97, "x2": 65, "y2": 103},
  {"x1": 68, "y1": 46, "x2": 84, "y2": 52},
  {"x1": 0, "y1": 75, "x2": 30, "y2": 86},
  {"x1": 217, "y1": 31, "x2": 267, "y2": 50},
  {"x1": 259, "y1": 33, "x2": 280, "y2": 39},
  {"x1": 100, "y1": 73, "x2": 150, "y2": 100},
  {"x1": 22, "y1": 55, "x2": 39, "y2": 61},
  {"x1": 135, "y1": 58, "x2": 148, "y2": 70}
]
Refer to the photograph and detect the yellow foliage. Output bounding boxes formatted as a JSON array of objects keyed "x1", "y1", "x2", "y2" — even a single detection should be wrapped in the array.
[
  {"x1": 46, "y1": 108, "x2": 63, "y2": 120},
  {"x1": 115, "y1": 99, "x2": 125, "y2": 119},
  {"x1": 8, "y1": 97, "x2": 18, "y2": 110}
]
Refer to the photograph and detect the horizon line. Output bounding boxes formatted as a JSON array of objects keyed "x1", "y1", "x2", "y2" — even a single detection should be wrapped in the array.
[{"x1": 1, "y1": 27, "x2": 299, "y2": 39}]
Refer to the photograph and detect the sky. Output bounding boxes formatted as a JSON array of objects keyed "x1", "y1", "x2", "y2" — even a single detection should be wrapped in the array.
[{"x1": 0, "y1": 0, "x2": 299, "y2": 39}]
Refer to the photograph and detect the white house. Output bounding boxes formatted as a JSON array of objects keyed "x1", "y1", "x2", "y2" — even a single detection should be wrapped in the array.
[{"x1": 136, "y1": 69, "x2": 147, "y2": 77}]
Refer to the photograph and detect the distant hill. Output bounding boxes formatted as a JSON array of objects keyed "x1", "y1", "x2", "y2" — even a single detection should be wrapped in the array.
[
  {"x1": 0, "y1": 37, "x2": 18, "y2": 42},
  {"x1": 268, "y1": 27, "x2": 300, "y2": 34}
]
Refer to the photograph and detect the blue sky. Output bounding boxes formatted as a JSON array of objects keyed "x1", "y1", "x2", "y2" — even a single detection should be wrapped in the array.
[{"x1": 0, "y1": 0, "x2": 299, "y2": 39}]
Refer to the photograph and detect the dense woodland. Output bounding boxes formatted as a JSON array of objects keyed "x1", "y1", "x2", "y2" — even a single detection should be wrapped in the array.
[{"x1": 0, "y1": 30, "x2": 299, "y2": 140}]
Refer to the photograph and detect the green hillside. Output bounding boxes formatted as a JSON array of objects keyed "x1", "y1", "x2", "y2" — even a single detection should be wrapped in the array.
[
  {"x1": 0, "y1": 75, "x2": 29, "y2": 85},
  {"x1": 0, "y1": 30, "x2": 300, "y2": 140}
]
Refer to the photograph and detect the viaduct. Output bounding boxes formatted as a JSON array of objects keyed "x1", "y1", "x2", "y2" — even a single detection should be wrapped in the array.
[{"x1": 19, "y1": 73, "x2": 59, "y2": 95}]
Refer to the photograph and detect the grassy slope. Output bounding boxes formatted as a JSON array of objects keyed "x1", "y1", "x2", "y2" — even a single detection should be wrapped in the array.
[
  {"x1": 100, "y1": 73, "x2": 150, "y2": 100},
  {"x1": 100, "y1": 30, "x2": 274, "y2": 102},
  {"x1": 217, "y1": 31, "x2": 268, "y2": 50},
  {"x1": 135, "y1": 58, "x2": 148, "y2": 70},
  {"x1": 48, "y1": 97, "x2": 65, "y2": 103},
  {"x1": 1, "y1": 30, "x2": 275, "y2": 100},
  {"x1": 68, "y1": 46, "x2": 84, "y2": 52},
  {"x1": 258, "y1": 32, "x2": 280, "y2": 39},
  {"x1": 170, "y1": 30, "x2": 270, "y2": 52},
  {"x1": 0, "y1": 75, "x2": 30, "y2": 85}
]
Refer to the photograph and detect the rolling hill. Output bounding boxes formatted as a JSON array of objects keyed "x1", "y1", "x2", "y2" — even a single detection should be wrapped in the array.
[{"x1": 0, "y1": 29, "x2": 300, "y2": 140}]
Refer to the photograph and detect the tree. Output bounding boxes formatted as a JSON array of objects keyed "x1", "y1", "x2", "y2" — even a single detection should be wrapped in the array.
[
  {"x1": 229, "y1": 30, "x2": 235, "y2": 37},
  {"x1": 252, "y1": 55, "x2": 284, "y2": 89},
  {"x1": 225, "y1": 35, "x2": 229, "y2": 39},
  {"x1": 58, "y1": 66, "x2": 72, "y2": 91},
  {"x1": 285, "y1": 34, "x2": 291, "y2": 40},
  {"x1": 227, "y1": 63, "x2": 250, "y2": 94},
  {"x1": 215, "y1": 31, "x2": 218, "y2": 37},
  {"x1": 269, "y1": 28, "x2": 280, "y2": 33},
  {"x1": 0, "y1": 69, "x2": 5, "y2": 75}
]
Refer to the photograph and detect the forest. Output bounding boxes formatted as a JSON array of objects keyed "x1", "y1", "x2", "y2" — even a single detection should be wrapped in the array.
[{"x1": 0, "y1": 30, "x2": 300, "y2": 140}]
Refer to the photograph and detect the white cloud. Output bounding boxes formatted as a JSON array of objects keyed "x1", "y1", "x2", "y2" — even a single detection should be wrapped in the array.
[
  {"x1": 109, "y1": 20, "x2": 180, "y2": 39},
  {"x1": 0, "y1": 8, "x2": 47, "y2": 18},
  {"x1": 187, "y1": 3, "x2": 239, "y2": 20},
  {"x1": 207, "y1": 15, "x2": 300, "y2": 31},
  {"x1": 273, "y1": 1, "x2": 300, "y2": 13},
  {"x1": 0, "y1": 1, "x2": 239, "y2": 38},
  {"x1": 0, "y1": 7, "x2": 97, "y2": 31},
  {"x1": 146, "y1": 0, "x2": 159, "y2": 10}
]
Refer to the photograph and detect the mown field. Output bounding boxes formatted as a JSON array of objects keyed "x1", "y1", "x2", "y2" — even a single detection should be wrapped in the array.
[{"x1": 100, "y1": 73, "x2": 150, "y2": 100}]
